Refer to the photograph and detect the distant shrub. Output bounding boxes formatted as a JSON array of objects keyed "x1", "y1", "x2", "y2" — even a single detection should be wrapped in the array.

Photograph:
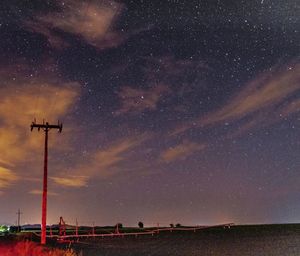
[
  {"x1": 138, "y1": 222, "x2": 144, "y2": 228},
  {"x1": 176, "y1": 223, "x2": 181, "y2": 228},
  {"x1": 115, "y1": 223, "x2": 123, "y2": 229},
  {"x1": 170, "y1": 224, "x2": 174, "y2": 228},
  {"x1": 0, "y1": 225, "x2": 9, "y2": 234},
  {"x1": 9, "y1": 226, "x2": 19, "y2": 233}
]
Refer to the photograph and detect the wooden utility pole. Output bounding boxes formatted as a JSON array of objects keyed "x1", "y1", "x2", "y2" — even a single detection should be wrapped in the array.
[
  {"x1": 30, "y1": 120, "x2": 62, "y2": 245},
  {"x1": 75, "y1": 218, "x2": 78, "y2": 237}
]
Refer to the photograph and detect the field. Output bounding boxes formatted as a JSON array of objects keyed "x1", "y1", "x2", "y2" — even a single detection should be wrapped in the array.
[
  {"x1": 68, "y1": 224, "x2": 300, "y2": 256},
  {"x1": 0, "y1": 224, "x2": 299, "y2": 255}
]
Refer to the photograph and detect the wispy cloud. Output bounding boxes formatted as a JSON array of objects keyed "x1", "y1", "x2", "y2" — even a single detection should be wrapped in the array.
[
  {"x1": 26, "y1": 0, "x2": 124, "y2": 49},
  {"x1": 161, "y1": 141, "x2": 206, "y2": 163},
  {"x1": 0, "y1": 63, "x2": 80, "y2": 190},
  {"x1": 29, "y1": 189, "x2": 58, "y2": 196},
  {"x1": 0, "y1": 167, "x2": 19, "y2": 189},
  {"x1": 51, "y1": 135, "x2": 150, "y2": 187},
  {"x1": 144, "y1": 55, "x2": 210, "y2": 80},
  {"x1": 25, "y1": 22, "x2": 69, "y2": 49},
  {"x1": 92, "y1": 138, "x2": 145, "y2": 169},
  {"x1": 50, "y1": 176, "x2": 89, "y2": 188},
  {"x1": 115, "y1": 85, "x2": 170, "y2": 115},
  {"x1": 0, "y1": 84, "x2": 79, "y2": 164},
  {"x1": 173, "y1": 62, "x2": 300, "y2": 136},
  {"x1": 0, "y1": 158, "x2": 15, "y2": 168}
]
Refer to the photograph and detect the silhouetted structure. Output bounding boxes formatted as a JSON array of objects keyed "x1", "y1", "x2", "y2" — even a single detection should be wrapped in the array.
[
  {"x1": 59, "y1": 216, "x2": 66, "y2": 237},
  {"x1": 16, "y1": 209, "x2": 22, "y2": 232}
]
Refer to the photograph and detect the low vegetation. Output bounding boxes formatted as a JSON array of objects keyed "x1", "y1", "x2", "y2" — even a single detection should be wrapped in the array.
[{"x1": 0, "y1": 241, "x2": 77, "y2": 256}]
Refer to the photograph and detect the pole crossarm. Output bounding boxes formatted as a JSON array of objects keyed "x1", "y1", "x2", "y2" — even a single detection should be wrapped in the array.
[{"x1": 31, "y1": 120, "x2": 63, "y2": 132}]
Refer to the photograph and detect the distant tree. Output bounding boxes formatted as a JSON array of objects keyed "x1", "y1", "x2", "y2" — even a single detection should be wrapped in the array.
[
  {"x1": 0, "y1": 225, "x2": 9, "y2": 235},
  {"x1": 170, "y1": 223, "x2": 174, "y2": 228},
  {"x1": 138, "y1": 221, "x2": 144, "y2": 228},
  {"x1": 115, "y1": 223, "x2": 123, "y2": 229},
  {"x1": 8, "y1": 226, "x2": 18, "y2": 233},
  {"x1": 175, "y1": 223, "x2": 181, "y2": 228}
]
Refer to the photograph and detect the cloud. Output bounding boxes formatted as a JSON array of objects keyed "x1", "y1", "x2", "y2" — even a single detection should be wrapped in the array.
[
  {"x1": 51, "y1": 135, "x2": 150, "y2": 187},
  {"x1": 29, "y1": 189, "x2": 58, "y2": 196},
  {"x1": 0, "y1": 158, "x2": 15, "y2": 168},
  {"x1": 161, "y1": 141, "x2": 206, "y2": 163},
  {"x1": 144, "y1": 55, "x2": 210, "y2": 78},
  {"x1": 0, "y1": 84, "x2": 79, "y2": 125},
  {"x1": 203, "y1": 64, "x2": 299, "y2": 124},
  {"x1": 26, "y1": 0, "x2": 124, "y2": 49},
  {"x1": 93, "y1": 138, "x2": 144, "y2": 169},
  {"x1": 279, "y1": 97, "x2": 300, "y2": 118},
  {"x1": 0, "y1": 167, "x2": 19, "y2": 189},
  {"x1": 0, "y1": 83, "x2": 79, "y2": 164},
  {"x1": 111, "y1": 55, "x2": 210, "y2": 117},
  {"x1": 50, "y1": 176, "x2": 88, "y2": 188},
  {"x1": 25, "y1": 22, "x2": 69, "y2": 49},
  {"x1": 224, "y1": 115, "x2": 265, "y2": 139},
  {"x1": 0, "y1": 63, "x2": 80, "y2": 190},
  {"x1": 173, "y1": 62, "x2": 300, "y2": 135},
  {"x1": 143, "y1": 56, "x2": 210, "y2": 96},
  {"x1": 115, "y1": 85, "x2": 170, "y2": 115}
]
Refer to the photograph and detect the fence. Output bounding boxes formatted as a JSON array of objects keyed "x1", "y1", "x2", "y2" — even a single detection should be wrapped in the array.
[{"x1": 31, "y1": 223, "x2": 234, "y2": 241}]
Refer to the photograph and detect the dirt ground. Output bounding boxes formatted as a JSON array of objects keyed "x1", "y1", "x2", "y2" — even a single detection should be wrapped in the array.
[{"x1": 68, "y1": 224, "x2": 300, "y2": 256}]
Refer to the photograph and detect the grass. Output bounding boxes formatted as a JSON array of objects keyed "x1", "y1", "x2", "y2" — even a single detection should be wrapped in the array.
[{"x1": 0, "y1": 239, "x2": 78, "y2": 256}]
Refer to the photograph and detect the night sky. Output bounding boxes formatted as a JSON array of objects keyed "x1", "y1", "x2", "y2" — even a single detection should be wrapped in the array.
[{"x1": 0, "y1": 0, "x2": 299, "y2": 227}]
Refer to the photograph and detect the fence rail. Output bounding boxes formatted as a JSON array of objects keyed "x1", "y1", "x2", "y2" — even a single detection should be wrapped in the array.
[{"x1": 31, "y1": 223, "x2": 234, "y2": 240}]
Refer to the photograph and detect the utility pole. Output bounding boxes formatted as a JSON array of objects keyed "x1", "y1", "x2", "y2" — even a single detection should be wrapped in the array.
[
  {"x1": 75, "y1": 218, "x2": 78, "y2": 237},
  {"x1": 30, "y1": 120, "x2": 62, "y2": 245},
  {"x1": 16, "y1": 209, "x2": 22, "y2": 232}
]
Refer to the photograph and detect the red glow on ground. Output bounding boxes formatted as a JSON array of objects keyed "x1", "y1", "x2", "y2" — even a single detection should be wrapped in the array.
[{"x1": 0, "y1": 241, "x2": 76, "y2": 256}]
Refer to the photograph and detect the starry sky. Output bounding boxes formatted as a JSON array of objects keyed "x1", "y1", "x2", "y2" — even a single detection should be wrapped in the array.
[{"x1": 0, "y1": 0, "x2": 299, "y2": 227}]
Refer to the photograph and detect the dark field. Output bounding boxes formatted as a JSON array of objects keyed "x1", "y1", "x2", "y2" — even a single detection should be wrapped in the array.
[
  {"x1": 1, "y1": 224, "x2": 299, "y2": 255},
  {"x1": 68, "y1": 224, "x2": 300, "y2": 256}
]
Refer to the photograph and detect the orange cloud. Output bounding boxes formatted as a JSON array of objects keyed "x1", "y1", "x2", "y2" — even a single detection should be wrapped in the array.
[
  {"x1": 29, "y1": 189, "x2": 58, "y2": 196},
  {"x1": 161, "y1": 141, "x2": 206, "y2": 163},
  {"x1": 115, "y1": 85, "x2": 170, "y2": 115},
  {"x1": 25, "y1": 22, "x2": 69, "y2": 49},
  {"x1": 0, "y1": 158, "x2": 15, "y2": 168},
  {"x1": 203, "y1": 64, "x2": 299, "y2": 124},
  {"x1": 93, "y1": 138, "x2": 143, "y2": 168},
  {"x1": 173, "y1": 62, "x2": 300, "y2": 135},
  {"x1": 26, "y1": 0, "x2": 123, "y2": 49},
  {"x1": 50, "y1": 176, "x2": 88, "y2": 188},
  {"x1": 51, "y1": 135, "x2": 150, "y2": 187},
  {"x1": 0, "y1": 167, "x2": 19, "y2": 189},
  {"x1": 0, "y1": 64, "x2": 80, "y2": 190},
  {"x1": 0, "y1": 83, "x2": 79, "y2": 126},
  {"x1": 0, "y1": 83, "x2": 79, "y2": 164}
]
